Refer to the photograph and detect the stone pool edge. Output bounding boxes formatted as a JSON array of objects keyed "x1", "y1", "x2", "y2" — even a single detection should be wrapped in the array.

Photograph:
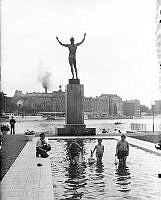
[{"x1": 122, "y1": 136, "x2": 161, "y2": 156}]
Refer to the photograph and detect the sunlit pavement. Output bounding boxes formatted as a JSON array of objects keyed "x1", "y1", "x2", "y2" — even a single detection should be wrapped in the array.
[
  {"x1": 1, "y1": 135, "x2": 161, "y2": 200},
  {"x1": 124, "y1": 136, "x2": 161, "y2": 156}
]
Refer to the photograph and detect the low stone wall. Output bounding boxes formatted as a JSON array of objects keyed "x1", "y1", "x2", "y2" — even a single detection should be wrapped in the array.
[
  {"x1": 129, "y1": 134, "x2": 161, "y2": 144},
  {"x1": 138, "y1": 131, "x2": 161, "y2": 135}
]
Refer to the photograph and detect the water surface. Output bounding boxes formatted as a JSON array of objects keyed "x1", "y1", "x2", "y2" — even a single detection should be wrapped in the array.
[
  {"x1": 50, "y1": 139, "x2": 161, "y2": 200},
  {"x1": 7, "y1": 117, "x2": 161, "y2": 134}
]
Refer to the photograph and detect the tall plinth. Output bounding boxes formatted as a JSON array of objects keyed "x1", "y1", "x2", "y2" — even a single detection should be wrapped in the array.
[
  {"x1": 66, "y1": 79, "x2": 85, "y2": 126},
  {"x1": 56, "y1": 79, "x2": 96, "y2": 136}
]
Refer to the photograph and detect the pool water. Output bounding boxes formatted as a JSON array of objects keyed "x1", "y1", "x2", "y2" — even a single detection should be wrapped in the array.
[{"x1": 50, "y1": 139, "x2": 161, "y2": 200}]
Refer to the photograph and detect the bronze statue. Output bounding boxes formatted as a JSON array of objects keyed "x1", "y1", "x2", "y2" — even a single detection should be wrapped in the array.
[{"x1": 56, "y1": 33, "x2": 86, "y2": 79}]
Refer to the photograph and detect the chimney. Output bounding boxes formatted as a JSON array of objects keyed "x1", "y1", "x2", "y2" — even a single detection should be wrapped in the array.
[
  {"x1": 59, "y1": 85, "x2": 62, "y2": 91},
  {"x1": 45, "y1": 87, "x2": 47, "y2": 94}
]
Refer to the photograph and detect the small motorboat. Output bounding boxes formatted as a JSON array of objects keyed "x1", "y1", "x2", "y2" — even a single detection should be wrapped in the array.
[
  {"x1": 102, "y1": 128, "x2": 108, "y2": 133},
  {"x1": 114, "y1": 122, "x2": 122, "y2": 125}
]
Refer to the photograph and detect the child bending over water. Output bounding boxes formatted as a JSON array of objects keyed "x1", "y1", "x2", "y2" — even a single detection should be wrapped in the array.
[
  {"x1": 92, "y1": 139, "x2": 104, "y2": 163},
  {"x1": 68, "y1": 138, "x2": 83, "y2": 165}
]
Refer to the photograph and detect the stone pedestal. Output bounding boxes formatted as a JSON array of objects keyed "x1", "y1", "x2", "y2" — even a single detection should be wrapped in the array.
[
  {"x1": 65, "y1": 79, "x2": 84, "y2": 126},
  {"x1": 57, "y1": 79, "x2": 96, "y2": 136}
]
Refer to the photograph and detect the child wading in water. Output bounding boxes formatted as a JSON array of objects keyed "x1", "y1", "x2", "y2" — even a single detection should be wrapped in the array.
[
  {"x1": 116, "y1": 134, "x2": 129, "y2": 166},
  {"x1": 68, "y1": 138, "x2": 83, "y2": 165},
  {"x1": 92, "y1": 139, "x2": 104, "y2": 163}
]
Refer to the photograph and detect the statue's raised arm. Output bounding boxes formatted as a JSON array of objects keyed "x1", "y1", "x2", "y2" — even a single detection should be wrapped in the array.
[
  {"x1": 56, "y1": 33, "x2": 86, "y2": 79},
  {"x1": 56, "y1": 37, "x2": 68, "y2": 47},
  {"x1": 76, "y1": 33, "x2": 86, "y2": 46}
]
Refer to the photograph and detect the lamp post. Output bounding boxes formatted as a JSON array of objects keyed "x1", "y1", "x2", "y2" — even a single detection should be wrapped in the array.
[{"x1": 151, "y1": 102, "x2": 155, "y2": 132}]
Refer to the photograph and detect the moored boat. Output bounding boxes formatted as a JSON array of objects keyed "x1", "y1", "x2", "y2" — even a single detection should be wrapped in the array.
[{"x1": 114, "y1": 121, "x2": 122, "y2": 125}]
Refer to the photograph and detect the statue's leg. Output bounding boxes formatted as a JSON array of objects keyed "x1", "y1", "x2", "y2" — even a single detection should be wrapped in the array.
[
  {"x1": 73, "y1": 58, "x2": 78, "y2": 79},
  {"x1": 69, "y1": 58, "x2": 74, "y2": 79}
]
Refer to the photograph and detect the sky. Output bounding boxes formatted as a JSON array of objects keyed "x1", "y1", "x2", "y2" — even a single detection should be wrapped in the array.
[{"x1": 1, "y1": 0, "x2": 161, "y2": 107}]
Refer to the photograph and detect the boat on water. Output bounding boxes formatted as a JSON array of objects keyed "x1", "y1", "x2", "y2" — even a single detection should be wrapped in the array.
[
  {"x1": 114, "y1": 121, "x2": 122, "y2": 125},
  {"x1": 2, "y1": 113, "x2": 47, "y2": 122}
]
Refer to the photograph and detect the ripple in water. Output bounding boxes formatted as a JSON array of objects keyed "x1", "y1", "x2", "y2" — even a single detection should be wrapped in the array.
[{"x1": 50, "y1": 139, "x2": 161, "y2": 200}]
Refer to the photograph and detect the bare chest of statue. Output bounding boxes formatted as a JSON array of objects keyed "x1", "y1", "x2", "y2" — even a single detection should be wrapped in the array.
[{"x1": 68, "y1": 44, "x2": 77, "y2": 58}]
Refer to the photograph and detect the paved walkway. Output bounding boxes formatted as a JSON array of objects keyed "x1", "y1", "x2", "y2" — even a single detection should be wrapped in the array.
[{"x1": 1, "y1": 138, "x2": 54, "y2": 200}]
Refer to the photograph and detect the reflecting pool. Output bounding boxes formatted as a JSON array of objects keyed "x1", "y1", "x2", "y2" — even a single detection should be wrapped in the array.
[{"x1": 50, "y1": 139, "x2": 161, "y2": 200}]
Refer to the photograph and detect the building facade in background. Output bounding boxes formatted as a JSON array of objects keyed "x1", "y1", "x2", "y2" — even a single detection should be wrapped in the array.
[
  {"x1": 0, "y1": 92, "x2": 15, "y2": 115},
  {"x1": 123, "y1": 99, "x2": 141, "y2": 117},
  {"x1": 12, "y1": 86, "x2": 65, "y2": 114},
  {"x1": 84, "y1": 94, "x2": 124, "y2": 118},
  {"x1": 154, "y1": 100, "x2": 161, "y2": 114},
  {"x1": 140, "y1": 104, "x2": 151, "y2": 116},
  {"x1": 11, "y1": 90, "x2": 124, "y2": 117},
  {"x1": 3, "y1": 88, "x2": 160, "y2": 118}
]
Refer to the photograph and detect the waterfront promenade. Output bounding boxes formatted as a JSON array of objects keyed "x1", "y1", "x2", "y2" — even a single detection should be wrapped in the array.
[{"x1": 1, "y1": 134, "x2": 161, "y2": 200}]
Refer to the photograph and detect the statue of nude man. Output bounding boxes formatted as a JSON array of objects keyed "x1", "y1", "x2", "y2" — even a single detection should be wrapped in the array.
[{"x1": 56, "y1": 33, "x2": 86, "y2": 79}]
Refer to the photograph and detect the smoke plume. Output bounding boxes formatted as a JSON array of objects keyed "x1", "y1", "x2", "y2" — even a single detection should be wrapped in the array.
[{"x1": 38, "y1": 72, "x2": 52, "y2": 91}]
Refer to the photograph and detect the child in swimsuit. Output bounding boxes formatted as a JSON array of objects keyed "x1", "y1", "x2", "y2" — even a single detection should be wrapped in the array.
[
  {"x1": 116, "y1": 134, "x2": 129, "y2": 166},
  {"x1": 92, "y1": 139, "x2": 104, "y2": 163}
]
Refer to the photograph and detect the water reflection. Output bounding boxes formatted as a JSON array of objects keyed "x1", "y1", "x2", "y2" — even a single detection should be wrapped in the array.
[
  {"x1": 62, "y1": 139, "x2": 87, "y2": 200},
  {"x1": 94, "y1": 162, "x2": 105, "y2": 195},
  {"x1": 62, "y1": 139, "x2": 106, "y2": 199},
  {"x1": 96, "y1": 162, "x2": 104, "y2": 174},
  {"x1": 64, "y1": 165, "x2": 87, "y2": 199},
  {"x1": 115, "y1": 165, "x2": 131, "y2": 192}
]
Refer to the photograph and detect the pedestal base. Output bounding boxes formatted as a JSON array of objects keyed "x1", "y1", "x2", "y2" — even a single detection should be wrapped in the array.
[
  {"x1": 57, "y1": 78, "x2": 96, "y2": 136},
  {"x1": 65, "y1": 124, "x2": 86, "y2": 129},
  {"x1": 56, "y1": 126, "x2": 96, "y2": 136}
]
